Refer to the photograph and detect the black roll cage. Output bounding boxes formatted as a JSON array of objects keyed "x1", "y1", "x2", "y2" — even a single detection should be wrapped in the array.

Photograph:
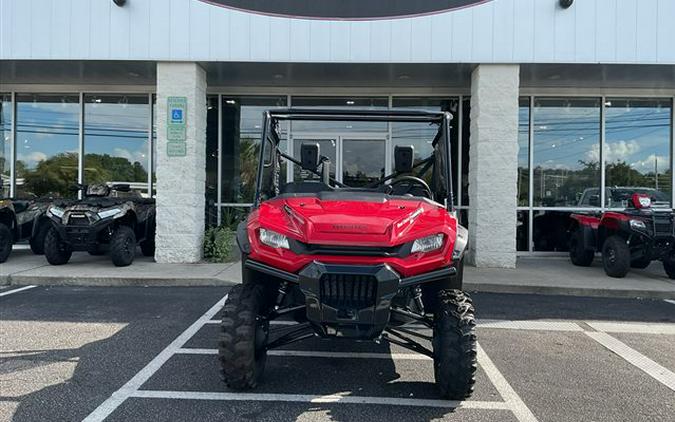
[{"x1": 253, "y1": 108, "x2": 454, "y2": 211}]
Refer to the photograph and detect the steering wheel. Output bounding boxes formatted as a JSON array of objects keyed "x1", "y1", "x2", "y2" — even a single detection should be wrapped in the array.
[{"x1": 386, "y1": 176, "x2": 433, "y2": 199}]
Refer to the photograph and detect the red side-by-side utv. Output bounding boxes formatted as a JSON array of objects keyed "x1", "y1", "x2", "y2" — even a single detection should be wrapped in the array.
[
  {"x1": 218, "y1": 109, "x2": 476, "y2": 399},
  {"x1": 569, "y1": 192, "x2": 675, "y2": 278}
]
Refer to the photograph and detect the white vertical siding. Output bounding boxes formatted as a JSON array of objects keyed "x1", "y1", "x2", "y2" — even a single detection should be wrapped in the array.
[{"x1": 1, "y1": 0, "x2": 674, "y2": 64}]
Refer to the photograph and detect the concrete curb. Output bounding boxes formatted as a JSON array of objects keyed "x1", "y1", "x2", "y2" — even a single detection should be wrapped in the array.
[
  {"x1": 4, "y1": 274, "x2": 674, "y2": 300},
  {"x1": 464, "y1": 282, "x2": 675, "y2": 300}
]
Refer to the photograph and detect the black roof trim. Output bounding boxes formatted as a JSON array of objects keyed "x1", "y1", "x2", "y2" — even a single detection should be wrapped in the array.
[{"x1": 267, "y1": 108, "x2": 450, "y2": 123}]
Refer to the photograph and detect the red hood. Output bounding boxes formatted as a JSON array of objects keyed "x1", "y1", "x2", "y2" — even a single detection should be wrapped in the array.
[{"x1": 257, "y1": 194, "x2": 454, "y2": 247}]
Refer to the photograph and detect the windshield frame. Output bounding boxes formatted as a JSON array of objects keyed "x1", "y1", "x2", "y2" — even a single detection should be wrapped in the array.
[{"x1": 253, "y1": 108, "x2": 454, "y2": 210}]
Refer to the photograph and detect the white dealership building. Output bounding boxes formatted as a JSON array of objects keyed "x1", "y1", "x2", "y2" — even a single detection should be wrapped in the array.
[{"x1": 1, "y1": 0, "x2": 674, "y2": 267}]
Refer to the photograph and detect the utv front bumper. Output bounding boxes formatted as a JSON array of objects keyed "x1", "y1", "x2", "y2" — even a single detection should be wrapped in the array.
[
  {"x1": 48, "y1": 214, "x2": 115, "y2": 251},
  {"x1": 245, "y1": 259, "x2": 456, "y2": 339}
]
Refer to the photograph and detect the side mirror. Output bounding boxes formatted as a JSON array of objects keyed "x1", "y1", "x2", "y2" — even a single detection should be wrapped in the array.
[
  {"x1": 300, "y1": 143, "x2": 320, "y2": 171},
  {"x1": 394, "y1": 145, "x2": 414, "y2": 174}
]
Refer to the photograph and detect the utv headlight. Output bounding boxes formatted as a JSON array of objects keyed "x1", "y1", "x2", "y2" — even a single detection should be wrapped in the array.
[
  {"x1": 48, "y1": 206, "x2": 65, "y2": 219},
  {"x1": 630, "y1": 219, "x2": 647, "y2": 230},
  {"x1": 411, "y1": 233, "x2": 444, "y2": 254},
  {"x1": 97, "y1": 208, "x2": 123, "y2": 219},
  {"x1": 259, "y1": 228, "x2": 290, "y2": 249}
]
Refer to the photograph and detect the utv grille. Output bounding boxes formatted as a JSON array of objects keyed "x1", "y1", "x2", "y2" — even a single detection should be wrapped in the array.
[
  {"x1": 67, "y1": 214, "x2": 91, "y2": 226},
  {"x1": 652, "y1": 214, "x2": 673, "y2": 237},
  {"x1": 320, "y1": 274, "x2": 377, "y2": 309}
]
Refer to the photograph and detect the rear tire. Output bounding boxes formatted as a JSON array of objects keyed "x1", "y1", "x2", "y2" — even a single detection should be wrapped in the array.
[
  {"x1": 29, "y1": 222, "x2": 50, "y2": 255},
  {"x1": 569, "y1": 228, "x2": 594, "y2": 267},
  {"x1": 432, "y1": 289, "x2": 477, "y2": 400},
  {"x1": 219, "y1": 283, "x2": 269, "y2": 390},
  {"x1": 44, "y1": 227, "x2": 72, "y2": 265},
  {"x1": 0, "y1": 223, "x2": 12, "y2": 263},
  {"x1": 631, "y1": 257, "x2": 651, "y2": 269},
  {"x1": 110, "y1": 225, "x2": 136, "y2": 267},
  {"x1": 140, "y1": 234, "x2": 155, "y2": 257},
  {"x1": 663, "y1": 252, "x2": 675, "y2": 279},
  {"x1": 602, "y1": 235, "x2": 630, "y2": 278}
]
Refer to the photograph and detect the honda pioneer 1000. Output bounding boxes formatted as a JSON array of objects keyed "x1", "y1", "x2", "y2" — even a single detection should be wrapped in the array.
[
  {"x1": 44, "y1": 184, "x2": 156, "y2": 267},
  {"x1": 219, "y1": 109, "x2": 476, "y2": 399},
  {"x1": 0, "y1": 198, "x2": 52, "y2": 263}
]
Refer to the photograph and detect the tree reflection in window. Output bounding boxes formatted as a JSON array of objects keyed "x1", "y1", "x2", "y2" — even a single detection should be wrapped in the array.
[
  {"x1": 605, "y1": 98, "x2": 672, "y2": 207},
  {"x1": 15, "y1": 94, "x2": 80, "y2": 199},
  {"x1": 533, "y1": 98, "x2": 601, "y2": 207},
  {"x1": 84, "y1": 95, "x2": 150, "y2": 196}
]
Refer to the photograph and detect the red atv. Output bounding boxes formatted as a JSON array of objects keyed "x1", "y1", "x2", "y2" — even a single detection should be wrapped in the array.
[
  {"x1": 218, "y1": 109, "x2": 476, "y2": 399},
  {"x1": 569, "y1": 192, "x2": 675, "y2": 278}
]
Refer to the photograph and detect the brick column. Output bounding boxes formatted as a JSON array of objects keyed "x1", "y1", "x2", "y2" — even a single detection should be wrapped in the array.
[
  {"x1": 155, "y1": 62, "x2": 206, "y2": 263},
  {"x1": 467, "y1": 64, "x2": 520, "y2": 268}
]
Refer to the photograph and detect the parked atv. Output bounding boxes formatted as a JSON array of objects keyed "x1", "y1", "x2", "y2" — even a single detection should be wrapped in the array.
[
  {"x1": 44, "y1": 184, "x2": 156, "y2": 267},
  {"x1": 0, "y1": 198, "x2": 52, "y2": 263},
  {"x1": 218, "y1": 109, "x2": 476, "y2": 400},
  {"x1": 569, "y1": 192, "x2": 675, "y2": 278}
]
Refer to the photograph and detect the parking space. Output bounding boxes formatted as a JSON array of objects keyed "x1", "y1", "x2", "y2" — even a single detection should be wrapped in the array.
[{"x1": 1, "y1": 287, "x2": 674, "y2": 422}]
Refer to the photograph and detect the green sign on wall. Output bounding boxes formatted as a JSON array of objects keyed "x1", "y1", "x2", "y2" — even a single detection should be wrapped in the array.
[
  {"x1": 167, "y1": 96, "x2": 187, "y2": 142},
  {"x1": 167, "y1": 141, "x2": 187, "y2": 157}
]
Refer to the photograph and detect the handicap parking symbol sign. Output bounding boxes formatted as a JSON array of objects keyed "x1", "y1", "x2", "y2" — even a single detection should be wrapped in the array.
[{"x1": 171, "y1": 109, "x2": 183, "y2": 122}]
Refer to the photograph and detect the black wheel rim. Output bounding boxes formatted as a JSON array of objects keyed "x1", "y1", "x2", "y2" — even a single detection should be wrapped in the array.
[{"x1": 606, "y1": 247, "x2": 617, "y2": 264}]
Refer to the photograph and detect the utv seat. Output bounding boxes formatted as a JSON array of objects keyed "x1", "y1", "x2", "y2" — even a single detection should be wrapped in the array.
[{"x1": 281, "y1": 181, "x2": 334, "y2": 194}]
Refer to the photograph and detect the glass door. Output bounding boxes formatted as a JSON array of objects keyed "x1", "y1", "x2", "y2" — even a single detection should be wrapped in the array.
[
  {"x1": 341, "y1": 138, "x2": 386, "y2": 187},
  {"x1": 290, "y1": 134, "x2": 388, "y2": 186},
  {"x1": 292, "y1": 137, "x2": 337, "y2": 182}
]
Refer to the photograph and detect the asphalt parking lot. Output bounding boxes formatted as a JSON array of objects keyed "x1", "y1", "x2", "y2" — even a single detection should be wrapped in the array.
[{"x1": 1, "y1": 286, "x2": 674, "y2": 422}]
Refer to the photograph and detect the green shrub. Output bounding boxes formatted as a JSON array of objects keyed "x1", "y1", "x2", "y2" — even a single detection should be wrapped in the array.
[{"x1": 203, "y1": 226, "x2": 236, "y2": 262}]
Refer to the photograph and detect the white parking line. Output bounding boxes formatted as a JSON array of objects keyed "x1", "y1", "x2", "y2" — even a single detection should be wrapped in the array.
[
  {"x1": 175, "y1": 348, "x2": 432, "y2": 360},
  {"x1": 0, "y1": 285, "x2": 36, "y2": 297},
  {"x1": 586, "y1": 321, "x2": 675, "y2": 335},
  {"x1": 479, "y1": 320, "x2": 583, "y2": 332},
  {"x1": 585, "y1": 331, "x2": 675, "y2": 392},
  {"x1": 665, "y1": 299, "x2": 675, "y2": 306},
  {"x1": 82, "y1": 295, "x2": 228, "y2": 422},
  {"x1": 129, "y1": 389, "x2": 511, "y2": 410},
  {"x1": 476, "y1": 343, "x2": 539, "y2": 422}
]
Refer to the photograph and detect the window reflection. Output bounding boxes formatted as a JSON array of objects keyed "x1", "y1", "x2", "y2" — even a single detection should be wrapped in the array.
[
  {"x1": 605, "y1": 98, "x2": 672, "y2": 207},
  {"x1": 84, "y1": 95, "x2": 150, "y2": 196},
  {"x1": 206, "y1": 96, "x2": 219, "y2": 210},
  {"x1": 15, "y1": 94, "x2": 80, "y2": 199},
  {"x1": 1, "y1": 94, "x2": 10, "y2": 197},
  {"x1": 461, "y1": 97, "x2": 470, "y2": 206},
  {"x1": 533, "y1": 98, "x2": 601, "y2": 207},
  {"x1": 533, "y1": 210, "x2": 571, "y2": 252},
  {"x1": 518, "y1": 97, "x2": 530, "y2": 206},
  {"x1": 392, "y1": 97, "x2": 459, "y2": 204},
  {"x1": 221, "y1": 96, "x2": 287, "y2": 204},
  {"x1": 291, "y1": 97, "x2": 388, "y2": 132}
]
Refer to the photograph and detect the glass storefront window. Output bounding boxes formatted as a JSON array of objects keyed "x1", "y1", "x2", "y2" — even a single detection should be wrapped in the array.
[
  {"x1": 205, "y1": 96, "x2": 219, "y2": 215},
  {"x1": 392, "y1": 97, "x2": 460, "y2": 204},
  {"x1": 291, "y1": 97, "x2": 388, "y2": 132},
  {"x1": 15, "y1": 94, "x2": 80, "y2": 199},
  {"x1": 1, "y1": 94, "x2": 10, "y2": 197},
  {"x1": 605, "y1": 98, "x2": 673, "y2": 208},
  {"x1": 84, "y1": 95, "x2": 150, "y2": 195},
  {"x1": 461, "y1": 97, "x2": 471, "y2": 206},
  {"x1": 532, "y1": 210, "x2": 572, "y2": 252},
  {"x1": 518, "y1": 97, "x2": 530, "y2": 206},
  {"x1": 517, "y1": 210, "x2": 529, "y2": 252},
  {"x1": 533, "y1": 98, "x2": 601, "y2": 207},
  {"x1": 221, "y1": 96, "x2": 288, "y2": 204}
]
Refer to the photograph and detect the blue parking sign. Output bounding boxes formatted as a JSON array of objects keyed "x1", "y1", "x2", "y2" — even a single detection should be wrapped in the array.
[{"x1": 171, "y1": 109, "x2": 183, "y2": 122}]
